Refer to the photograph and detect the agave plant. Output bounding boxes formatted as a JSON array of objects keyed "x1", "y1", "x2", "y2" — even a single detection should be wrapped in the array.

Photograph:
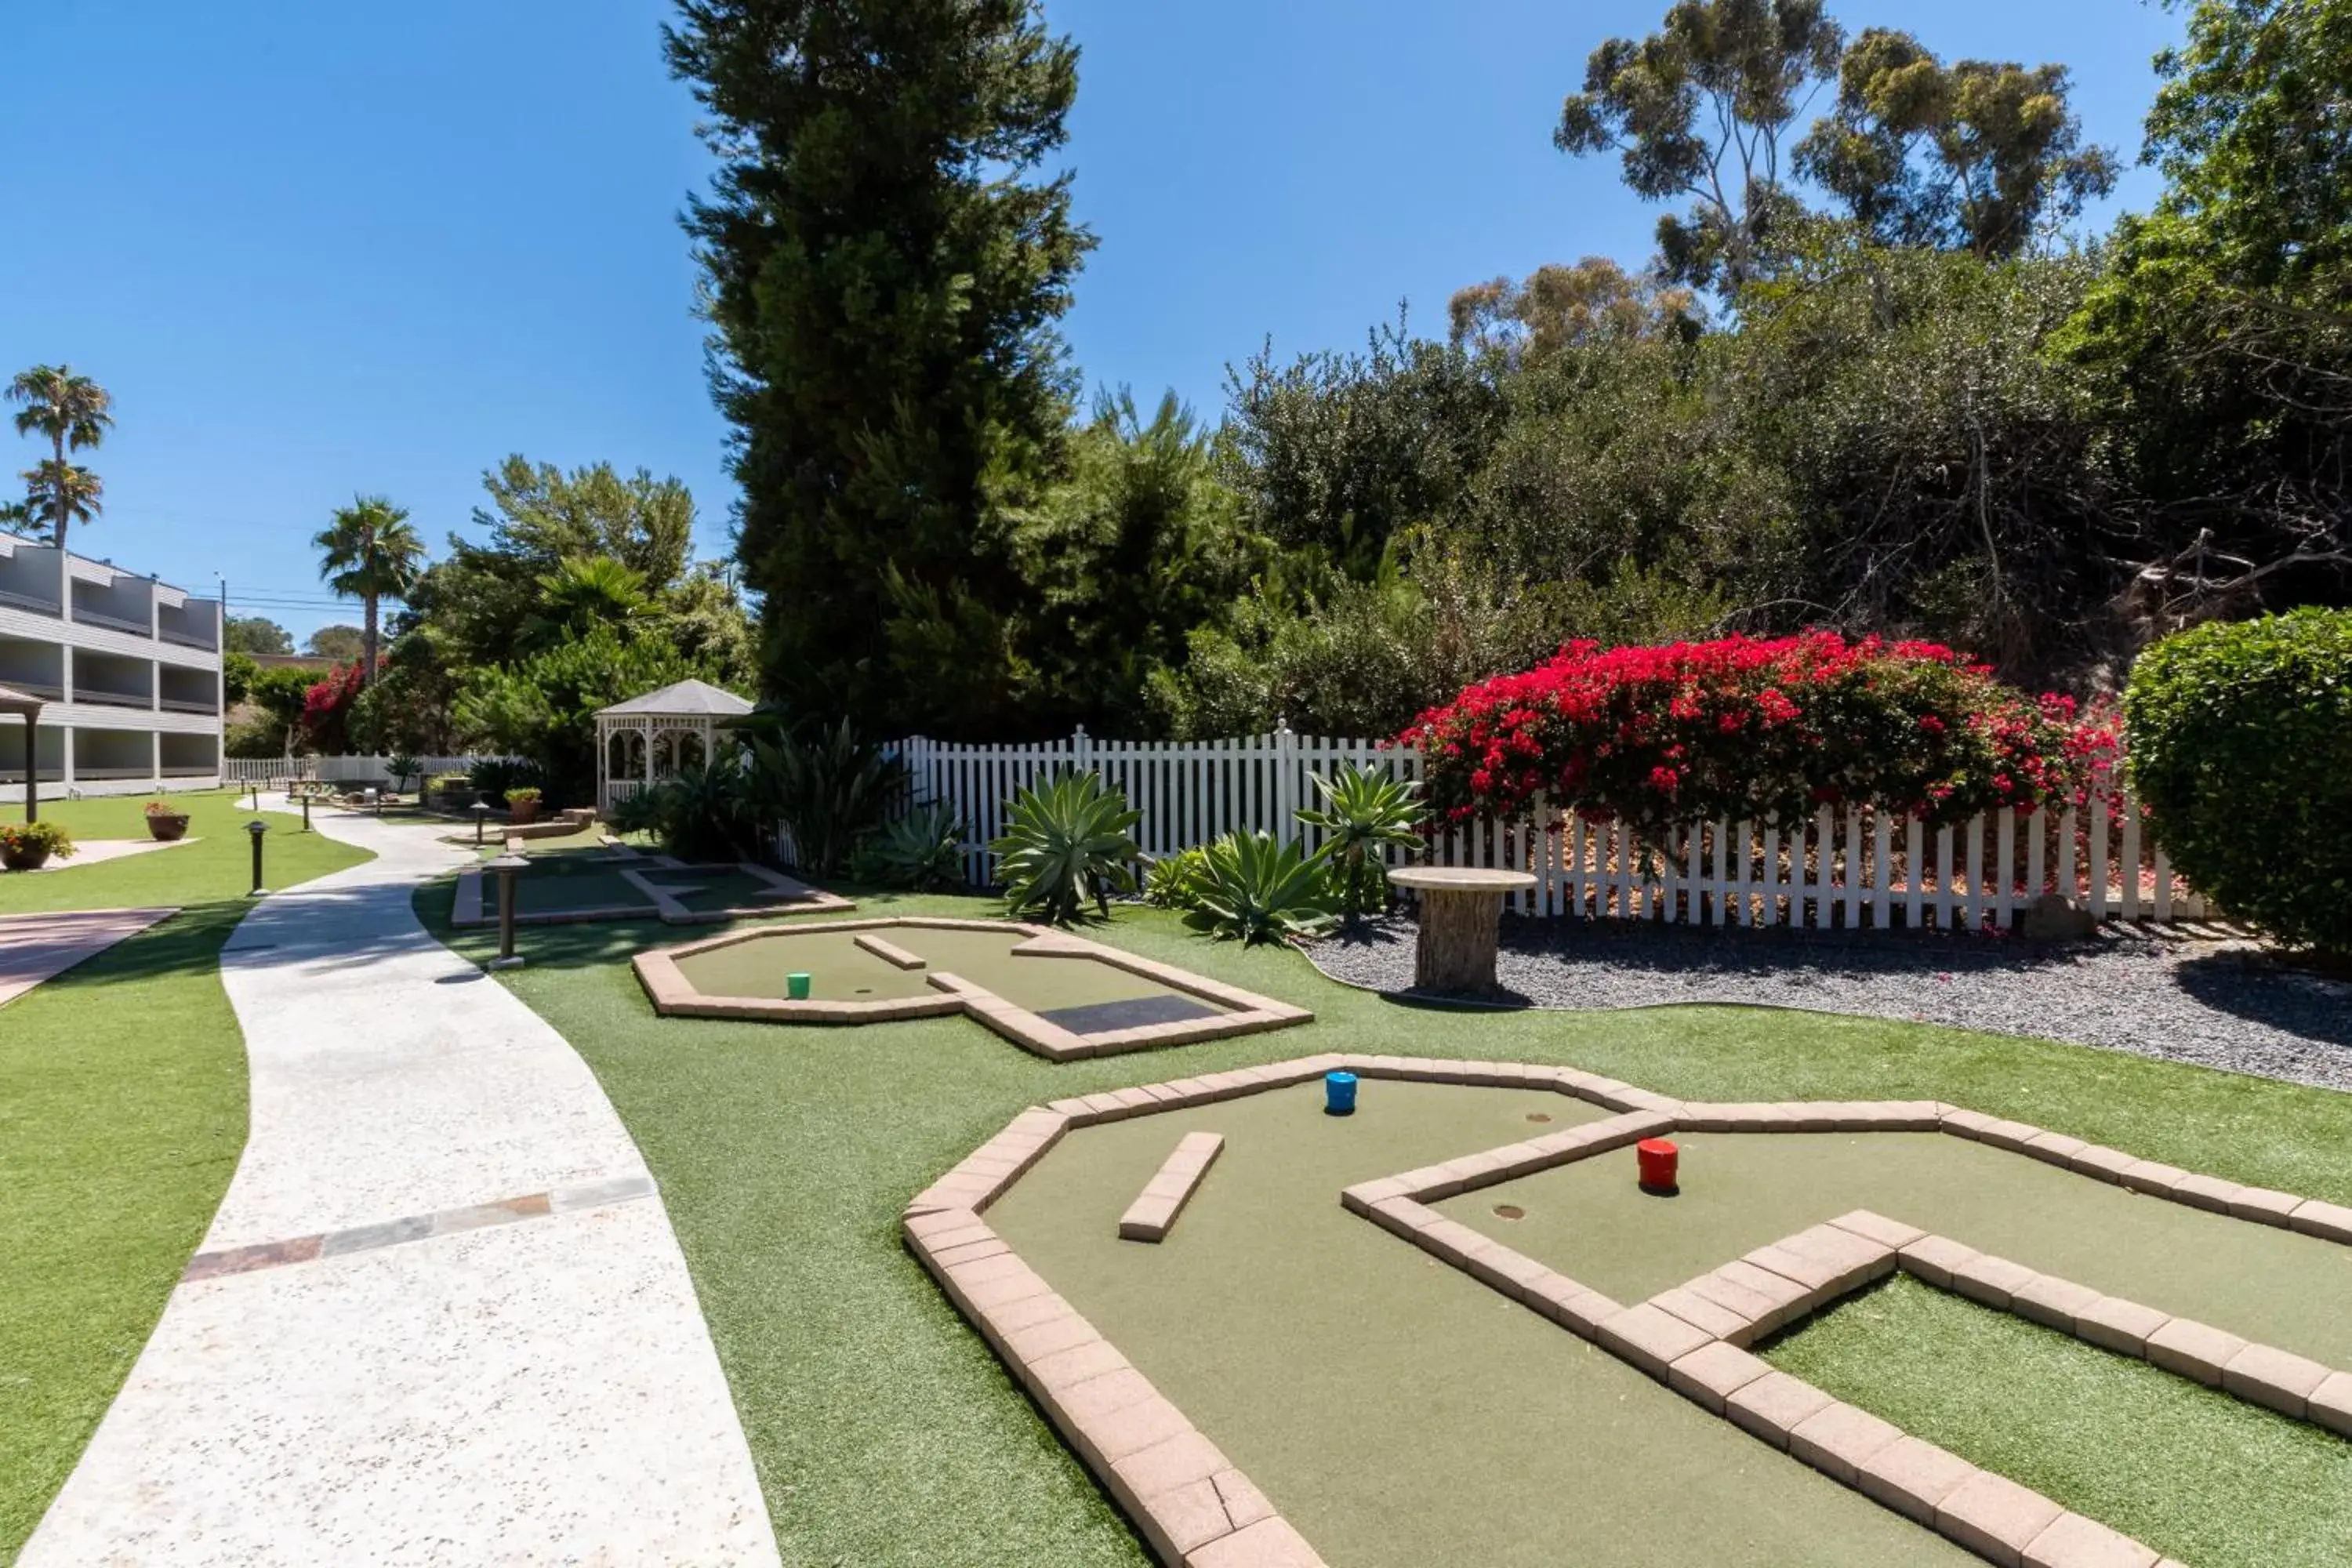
[
  {"x1": 1184, "y1": 830, "x2": 1338, "y2": 945},
  {"x1": 1294, "y1": 762, "x2": 1425, "y2": 926},
  {"x1": 852, "y1": 800, "x2": 967, "y2": 891},
  {"x1": 1142, "y1": 846, "x2": 1209, "y2": 911},
  {"x1": 990, "y1": 771, "x2": 1142, "y2": 925}
]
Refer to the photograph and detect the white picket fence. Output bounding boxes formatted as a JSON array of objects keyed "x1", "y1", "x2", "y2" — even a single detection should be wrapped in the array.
[
  {"x1": 223, "y1": 755, "x2": 509, "y2": 789},
  {"x1": 890, "y1": 726, "x2": 2212, "y2": 932}
]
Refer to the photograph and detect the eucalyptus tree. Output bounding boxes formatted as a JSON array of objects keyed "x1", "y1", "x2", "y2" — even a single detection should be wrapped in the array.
[
  {"x1": 314, "y1": 495, "x2": 426, "y2": 688},
  {"x1": 6, "y1": 365, "x2": 114, "y2": 550}
]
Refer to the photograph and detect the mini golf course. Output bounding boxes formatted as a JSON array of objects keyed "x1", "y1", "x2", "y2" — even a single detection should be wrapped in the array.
[
  {"x1": 450, "y1": 847, "x2": 852, "y2": 928},
  {"x1": 635, "y1": 919, "x2": 1313, "y2": 1059},
  {"x1": 916, "y1": 1057, "x2": 2352, "y2": 1567}
]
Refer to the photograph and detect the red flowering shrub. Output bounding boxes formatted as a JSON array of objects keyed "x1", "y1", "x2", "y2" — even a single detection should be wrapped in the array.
[
  {"x1": 299, "y1": 661, "x2": 365, "y2": 754},
  {"x1": 1405, "y1": 633, "x2": 2111, "y2": 838}
]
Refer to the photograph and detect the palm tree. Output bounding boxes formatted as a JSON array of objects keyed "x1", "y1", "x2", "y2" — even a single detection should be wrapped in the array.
[
  {"x1": 314, "y1": 495, "x2": 426, "y2": 688},
  {"x1": 20, "y1": 462, "x2": 103, "y2": 547},
  {"x1": 6, "y1": 365, "x2": 114, "y2": 550},
  {"x1": 520, "y1": 555, "x2": 652, "y2": 652}
]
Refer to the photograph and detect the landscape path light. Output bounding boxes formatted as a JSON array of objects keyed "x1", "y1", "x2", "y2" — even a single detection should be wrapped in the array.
[
  {"x1": 486, "y1": 852, "x2": 529, "y2": 971},
  {"x1": 245, "y1": 819, "x2": 270, "y2": 897},
  {"x1": 473, "y1": 800, "x2": 492, "y2": 847}
]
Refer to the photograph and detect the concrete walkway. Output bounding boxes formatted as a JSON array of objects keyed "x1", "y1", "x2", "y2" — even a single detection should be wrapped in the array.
[{"x1": 21, "y1": 801, "x2": 780, "y2": 1567}]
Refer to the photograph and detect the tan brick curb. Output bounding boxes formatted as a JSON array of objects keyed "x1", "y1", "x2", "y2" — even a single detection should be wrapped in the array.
[
  {"x1": 635, "y1": 919, "x2": 1313, "y2": 1060},
  {"x1": 1120, "y1": 1133, "x2": 1225, "y2": 1242}
]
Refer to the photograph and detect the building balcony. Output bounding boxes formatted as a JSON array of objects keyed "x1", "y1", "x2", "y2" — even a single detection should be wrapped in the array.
[
  {"x1": 158, "y1": 626, "x2": 216, "y2": 651},
  {"x1": 2, "y1": 678, "x2": 64, "y2": 701},
  {"x1": 72, "y1": 764, "x2": 156, "y2": 781},
  {"x1": 71, "y1": 607, "x2": 154, "y2": 637},
  {"x1": 158, "y1": 695, "x2": 219, "y2": 715},
  {"x1": 72, "y1": 688, "x2": 154, "y2": 710},
  {"x1": 0, "y1": 587, "x2": 63, "y2": 617}
]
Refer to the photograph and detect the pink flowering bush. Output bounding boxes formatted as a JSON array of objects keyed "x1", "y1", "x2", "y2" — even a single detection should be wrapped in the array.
[{"x1": 1405, "y1": 633, "x2": 2114, "y2": 840}]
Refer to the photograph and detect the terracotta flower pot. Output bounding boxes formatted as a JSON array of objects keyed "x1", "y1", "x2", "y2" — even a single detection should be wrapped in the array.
[
  {"x1": 2, "y1": 842, "x2": 52, "y2": 872},
  {"x1": 147, "y1": 813, "x2": 191, "y2": 842},
  {"x1": 507, "y1": 799, "x2": 542, "y2": 826}
]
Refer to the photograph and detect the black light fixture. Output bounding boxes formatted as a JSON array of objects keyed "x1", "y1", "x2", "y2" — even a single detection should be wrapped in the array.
[
  {"x1": 473, "y1": 800, "x2": 492, "y2": 846},
  {"x1": 245, "y1": 818, "x2": 270, "y2": 897},
  {"x1": 486, "y1": 852, "x2": 529, "y2": 969}
]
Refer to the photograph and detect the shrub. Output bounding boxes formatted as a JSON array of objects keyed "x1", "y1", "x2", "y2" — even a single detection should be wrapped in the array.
[
  {"x1": 1295, "y1": 763, "x2": 1423, "y2": 925},
  {"x1": 505, "y1": 786, "x2": 543, "y2": 806},
  {"x1": 748, "y1": 720, "x2": 906, "y2": 876},
  {"x1": 1408, "y1": 633, "x2": 2109, "y2": 842},
  {"x1": 990, "y1": 771, "x2": 1142, "y2": 925},
  {"x1": 1184, "y1": 831, "x2": 1338, "y2": 944},
  {"x1": 468, "y1": 757, "x2": 546, "y2": 808},
  {"x1": 624, "y1": 760, "x2": 760, "y2": 862},
  {"x1": 2125, "y1": 609, "x2": 2352, "y2": 959},
  {"x1": 850, "y1": 802, "x2": 966, "y2": 891},
  {"x1": 1142, "y1": 846, "x2": 1210, "y2": 910}
]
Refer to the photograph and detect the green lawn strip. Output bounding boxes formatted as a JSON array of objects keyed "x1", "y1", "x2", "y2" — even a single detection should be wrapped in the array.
[
  {"x1": 1, "y1": 791, "x2": 371, "y2": 1564},
  {"x1": 412, "y1": 880, "x2": 2352, "y2": 1566},
  {"x1": 1763, "y1": 1275, "x2": 2352, "y2": 1567}
]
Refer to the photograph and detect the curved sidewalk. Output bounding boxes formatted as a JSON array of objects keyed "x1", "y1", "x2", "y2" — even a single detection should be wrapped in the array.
[{"x1": 21, "y1": 803, "x2": 780, "y2": 1567}]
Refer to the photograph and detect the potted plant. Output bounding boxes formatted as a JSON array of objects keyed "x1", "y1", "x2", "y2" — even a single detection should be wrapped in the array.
[
  {"x1": 143, "y1": 799, "x2": 193, "y2": 841},
  {"x1": 0, "y1": 819, "x2": 76, "y2": 872},
  {"x1": 506, "y1": 786, "x2": 543, "y2": 826}
]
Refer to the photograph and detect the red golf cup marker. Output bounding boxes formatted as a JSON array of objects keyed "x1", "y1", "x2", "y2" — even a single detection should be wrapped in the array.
[{"x1": 1637, "y1": 1138, "x2": 1679, "y2": 1192}]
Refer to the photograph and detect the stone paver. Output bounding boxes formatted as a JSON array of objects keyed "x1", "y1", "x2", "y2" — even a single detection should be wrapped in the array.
[
  {"x1": 0, "y1": 906, "x2": 176, "y2": 1007},
  {"x1": 19, "y1": 801, "x2": 777, "y2": 1568},
  {"x1": 1120, "y1": 1132, "x2": 1225, "y2": 1241}
]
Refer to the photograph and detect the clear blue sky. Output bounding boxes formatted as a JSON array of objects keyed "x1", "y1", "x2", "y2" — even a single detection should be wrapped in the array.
[{"x1": 1, "y1": 0, "x2": 2183, "y2": 644}]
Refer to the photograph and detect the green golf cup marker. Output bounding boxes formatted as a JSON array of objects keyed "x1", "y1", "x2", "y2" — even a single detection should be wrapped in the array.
[{"x1": 787, "y1": 972, "x2": 812, "y2": 1000}]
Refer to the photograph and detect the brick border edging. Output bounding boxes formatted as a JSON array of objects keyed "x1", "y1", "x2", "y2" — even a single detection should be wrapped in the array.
[
  {"x1": 1120, "y1": 1133, "x2": 1225, "y2": 1243},
  {"x1": 635, "y1": 918, "x2": 1315, "y2": 1060},
  {"x1": 907, "y1": 1054, "x2": 2352, "y2": 1567}
]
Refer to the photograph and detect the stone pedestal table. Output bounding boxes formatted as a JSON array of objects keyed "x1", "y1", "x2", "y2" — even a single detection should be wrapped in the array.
[{"x1": 1387, "y1": 866, "x2": 1537, "y2": 993}]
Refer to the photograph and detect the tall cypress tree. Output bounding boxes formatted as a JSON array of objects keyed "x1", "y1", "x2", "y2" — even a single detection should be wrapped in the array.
[{"x1": 666, "y1": 0, "x2": 1092, "y2": 735}]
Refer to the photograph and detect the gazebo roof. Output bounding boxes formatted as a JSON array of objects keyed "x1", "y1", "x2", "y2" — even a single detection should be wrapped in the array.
[
  {"x1": 0, "y1": 682, "x2": 44, "y2": 718},
  {"x1": 595, "y1": 678, "x2": 754, "y2": 720}
]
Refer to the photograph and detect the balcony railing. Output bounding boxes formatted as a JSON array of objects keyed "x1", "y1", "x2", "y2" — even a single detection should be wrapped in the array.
[
  {"x1": 72, "y1": 688, "x2": 154, "y2": 710},
  {"x1": 0, "y1": 679, "x2": 64, "y2": 700},
  {"x1": 71, "y1": 607, "x2": 153, "y2": 636},
  {"x1": 0, "y1": 587, "x2": 62, "y2": 616},
  {"x1": 158, "y1": 626, "x2": 217, "y2": 651},
  {"x1": 161, "y1": 763, "x2": 219, "y2": 777},
  {"x1": 158, "y1": 695, "x2": 219, "y2": 714},
  {"x1": 70, "y1": 765, "x2": 156, "y2": 780},
  {"x1": 0, "y1": 769, "x2": 67, "y2": 783}
]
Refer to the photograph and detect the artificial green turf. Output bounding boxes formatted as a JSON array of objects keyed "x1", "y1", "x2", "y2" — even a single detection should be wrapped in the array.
[
  {"x1": 1440, "y1": 1131, "x2": 2352, "y2": 1363},
  {"x1": 672, "y1": 923, "x2": 1219, "y2": 1012},
  {"x1": 989, "y1": 1083, "x2": 1962, "y2": 1566},
  {"x1": 1765, "y1": 1274, "x2": 2352, "y2": 1566},
  {"x1": 0, "y1": 792, "x2": 371, "y2": 1564},
  {"x1": 413, "y1": 882, "x2": 2352, "y2": 1566}
]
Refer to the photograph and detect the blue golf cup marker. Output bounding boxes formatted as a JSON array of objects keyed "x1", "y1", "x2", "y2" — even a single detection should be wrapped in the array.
[{"x1": 1325, "y1": 1070, "x2": 1357, "y2": 1116}]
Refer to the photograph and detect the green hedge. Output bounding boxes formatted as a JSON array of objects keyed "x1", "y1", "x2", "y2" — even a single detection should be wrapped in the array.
[{"x1": 2125, "y1": 608, "x2": 2352, "y2": 958}]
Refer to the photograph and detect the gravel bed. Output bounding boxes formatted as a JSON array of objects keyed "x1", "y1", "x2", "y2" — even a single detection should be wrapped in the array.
[{"x1": 1306, "y1": 915, "x2": 2352, "y2": 1094}]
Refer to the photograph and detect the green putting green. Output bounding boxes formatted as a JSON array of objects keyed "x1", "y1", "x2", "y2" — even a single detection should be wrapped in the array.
[
  {"x1": 1439, "y1": 1130, "x2": 2352, "y2": 1367},
  {"x1": 673, "y1": 926, "x2": 1229, "y2": 1018},
  {"x1": 483, "y1": 861, "x2": 657, "y2": 916},
  {"x1": 649, "y1": 869, "x2": 803, "y2": 915},
  {"x1": 985, "y1": 1081, "x2": 1971, "y2": 1567}
]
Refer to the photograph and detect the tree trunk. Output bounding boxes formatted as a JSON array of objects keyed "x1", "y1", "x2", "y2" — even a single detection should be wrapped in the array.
[
  {"x1": 1413, "y1": 890, "x2": 1505, "y2": 993},
  {"x1": 49, "y1": 430, "x2": 66, "y2": 551},
  {"x1": 363, "y1": 594, "x2": 379, "y2": 688}
]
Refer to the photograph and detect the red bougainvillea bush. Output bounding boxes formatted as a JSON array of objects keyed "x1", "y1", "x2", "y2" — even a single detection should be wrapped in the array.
[
  {"x1": 300, "y1": 660, "x2": 365, "y2": 755},
  {"x1": 1405, "y1": 633, "x2": 2116, "y2": 840}
]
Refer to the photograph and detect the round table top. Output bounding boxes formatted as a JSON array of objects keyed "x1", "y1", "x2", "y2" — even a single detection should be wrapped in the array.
[{"x1": 1386, "y1": 866, "x2": 1537, "y2": 893}]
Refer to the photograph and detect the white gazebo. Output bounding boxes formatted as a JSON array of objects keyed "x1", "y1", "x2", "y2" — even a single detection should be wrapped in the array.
[{"x1": 594, "y1": 678, "x2": 756, "y2": 815}]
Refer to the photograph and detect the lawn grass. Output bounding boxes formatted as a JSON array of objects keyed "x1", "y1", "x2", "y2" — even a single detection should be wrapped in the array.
[
  {"x1": 0, "y1": 791, "x2": 371, "y2": 1563},
  {"x1": 1765, "y1": 1274, "x2": 2352, "y2": 1566},
  {"x1": 416, "y1": 881, "x2": 2352, "y2": 1566}
]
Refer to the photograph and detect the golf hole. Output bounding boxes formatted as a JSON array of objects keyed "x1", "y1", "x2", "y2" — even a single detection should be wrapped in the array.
[
  {"x1": 1493, "y1": 1204, "x2": 1526, "y2": 1221},
  {"x1": 1526, "y1": 1112, "x2": 1552, "y2": 1123}
]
